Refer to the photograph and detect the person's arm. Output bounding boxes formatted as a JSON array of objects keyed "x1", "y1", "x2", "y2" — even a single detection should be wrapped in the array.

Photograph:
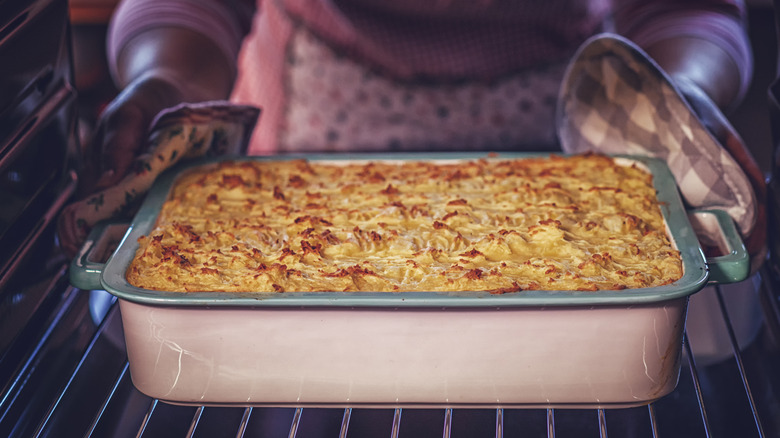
[
  {"x1": 612, "y1": 0, "x2": 766, "y2": 259},
  {"x1": 611, "y1": 0, "x2": 752, "y2": 112},
  {"x1": 115, "y1": 27, "x2": 235, "y2": 102},
  {"x1": 644, "y1": 36, "x2": 743, "y2": 111},
  {"x1": 81, "y1": 0, "x2": 252, "y2": 195}
]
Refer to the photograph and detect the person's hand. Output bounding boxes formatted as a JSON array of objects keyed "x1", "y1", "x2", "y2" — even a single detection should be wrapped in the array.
[
  {"x1": 675, "y1": 77, "x2": 768, "y2": 265},
  {"x1": 79, "y1": 72, "x2": 187, "y2": 198},
  {"x1": 61, "y1": 24, "x2": 237, "y2": 257}
]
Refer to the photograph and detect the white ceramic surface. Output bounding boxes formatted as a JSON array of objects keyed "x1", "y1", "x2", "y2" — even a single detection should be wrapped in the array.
[{"x1": 119, "y1": 297, "x2": 688, "y2": 408}]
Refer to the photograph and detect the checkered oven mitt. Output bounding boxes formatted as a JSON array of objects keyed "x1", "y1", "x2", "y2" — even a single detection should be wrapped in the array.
[
  {"x1": 58, "y1": 101, "x2": 261, "y2": 257},
  {"x1": 557, "y1": 33, "x2": 767, "y2": 266}
]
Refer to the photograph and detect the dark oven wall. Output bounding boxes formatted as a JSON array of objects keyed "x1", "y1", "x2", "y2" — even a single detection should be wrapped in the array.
[
  {"x1": 0, "y1": 0, "x2": 80, "y2": 274},
  {"x1": 0, "y1": 1, "x2": 81, "y2": 435}
]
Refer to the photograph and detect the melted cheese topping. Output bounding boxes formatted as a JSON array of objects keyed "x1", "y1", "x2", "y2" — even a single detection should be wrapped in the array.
[{"x1": 126, "y1": 154, "x2": 682, "y2": 292}]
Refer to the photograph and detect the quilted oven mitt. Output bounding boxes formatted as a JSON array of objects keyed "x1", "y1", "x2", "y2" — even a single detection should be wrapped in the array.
[
  {"x1": 58, "y1": 101, "x2": 261, "y2": 257},
  {"x1": 557, "y1": 33, "x2": 767, "y2": 270}
]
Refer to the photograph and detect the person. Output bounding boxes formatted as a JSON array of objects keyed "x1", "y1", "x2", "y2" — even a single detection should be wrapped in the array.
[
  {"x1": 72, "y1": 0, "x2": 765, "y2": 260},
  {"x1": 82, "y1": 0, "x2": 753, "y2": 184}
]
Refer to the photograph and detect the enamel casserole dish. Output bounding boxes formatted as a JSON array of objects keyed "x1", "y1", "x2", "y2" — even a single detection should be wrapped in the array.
[{"x1": 70, "y1": 153, "x2": 749, "y2": 408}]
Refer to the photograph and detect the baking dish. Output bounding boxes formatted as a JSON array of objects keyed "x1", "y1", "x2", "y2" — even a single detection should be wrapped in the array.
[{"x1": 69, "y1": 152, "x2": 749, "y2": 408}]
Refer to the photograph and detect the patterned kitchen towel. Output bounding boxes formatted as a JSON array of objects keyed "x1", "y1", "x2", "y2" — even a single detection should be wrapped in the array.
[
  {"x1": 58, "y1": 101, "x2": 261, "y2": 257},
  {"x1": 557, "y1": 33, "x2": 766, "y2": 262}
]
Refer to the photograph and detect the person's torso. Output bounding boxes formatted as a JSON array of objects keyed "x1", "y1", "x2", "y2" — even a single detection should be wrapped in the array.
[{"x1": 232, "y1": 0, "x2": 610, "y2": 154}]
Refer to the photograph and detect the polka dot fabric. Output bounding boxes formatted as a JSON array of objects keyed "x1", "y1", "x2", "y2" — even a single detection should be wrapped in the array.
[{"x1": 279, "y1": 28, "x2": 565, "y2": 153}]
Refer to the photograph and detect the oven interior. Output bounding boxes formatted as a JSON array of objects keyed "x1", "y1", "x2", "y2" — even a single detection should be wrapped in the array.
[{"x1": 2, "y1": 0, "x2": 780, "y2": 436}]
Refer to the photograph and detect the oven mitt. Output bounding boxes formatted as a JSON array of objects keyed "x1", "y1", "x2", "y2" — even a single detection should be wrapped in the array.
[
  {"x1": 557, "y1": 33, "x2": 767, "y2": 268},
  {"x1": 58, "y1": 101, "x2": 261, "y2": 257}
]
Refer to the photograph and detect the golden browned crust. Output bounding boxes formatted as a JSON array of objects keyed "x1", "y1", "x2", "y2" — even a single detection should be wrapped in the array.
[{"x1": 126, "y1": 154, "x2": 682, "y2": 292}]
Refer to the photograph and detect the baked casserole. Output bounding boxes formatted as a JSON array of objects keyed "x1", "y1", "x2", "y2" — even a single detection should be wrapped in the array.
[{"x1": 126, "y1": 154, "x2": 683, "y2": 292}]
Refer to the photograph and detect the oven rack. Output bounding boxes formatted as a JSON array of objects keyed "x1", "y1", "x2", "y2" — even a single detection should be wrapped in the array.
[{"x1": 2, "y1": 262, "x2": 780, "y2": 437}]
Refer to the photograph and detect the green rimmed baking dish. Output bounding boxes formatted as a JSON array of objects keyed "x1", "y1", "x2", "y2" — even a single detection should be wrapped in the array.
[{"x1": 70, "y1": 152, "x2": 749, "y2": 408}]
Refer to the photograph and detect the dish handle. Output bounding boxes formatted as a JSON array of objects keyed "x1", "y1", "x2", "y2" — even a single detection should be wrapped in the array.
[
  {"x1": 687, "y1": 209, "x2": 749, "y2": 284},
  {"x1": 69, "y1": 221, "x2": 131, "y2": 291}
]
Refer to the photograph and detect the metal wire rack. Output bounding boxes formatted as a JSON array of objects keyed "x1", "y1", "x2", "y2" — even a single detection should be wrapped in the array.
[{"x1": 3, "y1": 256, "x2": 779, "y2": 438}]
